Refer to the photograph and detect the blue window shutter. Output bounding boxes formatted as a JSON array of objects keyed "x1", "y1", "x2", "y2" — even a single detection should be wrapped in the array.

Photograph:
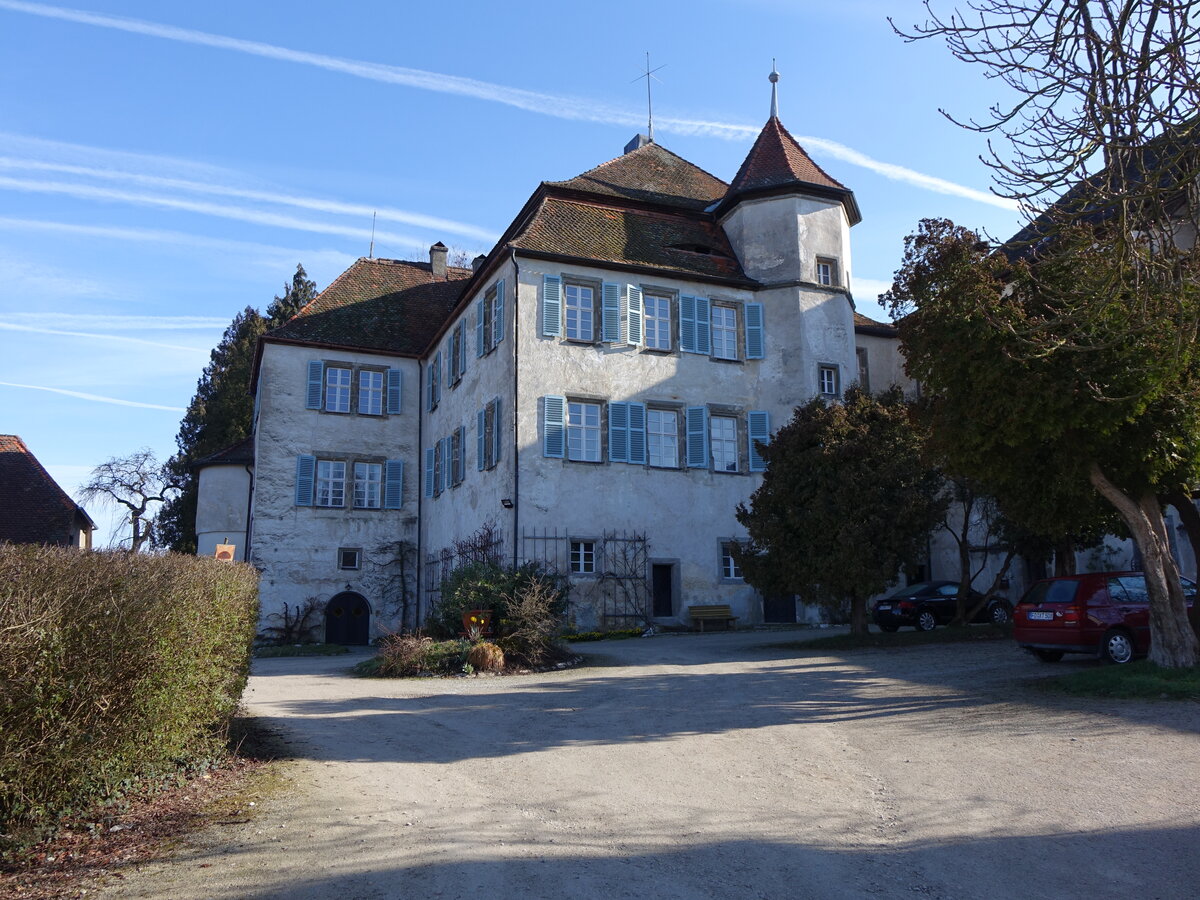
[
  {"x1": 748, "y1": 410, "x2": 770, "y2": 472},
  {"x1": 601, "y1": 282, "x2": 621, "y2": 342},
  {"x1": 492, "y1": 397, "x2": 502, "y2": 463},
  {"x1": 305, "y1": 361, "x2": 324, "y2": 409},
  {"x1": 686, "y1": 406, "x2": 709, "y2": 468},
  {"x1": 295, "y1": 455, "x2": 316, "y2": 506},
  {"x1": 457, "y1": 426, "x2": 466, "y2": 480},
  {"x1": 696, "y1": 297, "x2": 711, "y2": 354},
  {"x1": 628, "y1": 402, "x2": 646, "y2": 464},
  {"x1": 680, "y1": 295, "x2": 697, "y2": 352},
  {"x1": 609, "y1": 401, "x2": 629, "y2": 463},
  {"x1": 493, "y1": 280, "x2": 505, "y2": 344},
  {"x1": 626, "y1": 286, "x2": 643, "y2": 347},
  {"x1": 430, "y1": 352, "x2": 441, "y2": 410},
  {"x1": 458, "y1": 323, "x2": 467, "y2": 376},
  {"x1": 745, "y1": 303, "x2": 765, "y2": 359},
  {"x1": 384, "y1": 460, "x2": 404, "y2": 509},
  {"x1": 440, "y1": 438, "x2": 449, "y2": 492},
  {"x1": 475, "y1": 298, "x2": 486, "y2": 357},
  {"x1": 477, "y1": 408, "x2": 486, "y2": 470},
  {"x1": 542, "y1": 275, "x2": 562, "y2": 337},
  {"x1": 424, "y1": 447, "x2": 435, "y2": 498},
  {"x1": 386, "y1": 368, "x2": 403, "y2": 414},
  {"x1": 543, "y1": 395, "x2": 566, "y2": 458}
]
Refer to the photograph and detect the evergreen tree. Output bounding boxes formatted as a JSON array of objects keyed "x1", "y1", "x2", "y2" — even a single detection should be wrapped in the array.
[{"x1": 155, "y1": 265, "x2": 316, "y2": 552}]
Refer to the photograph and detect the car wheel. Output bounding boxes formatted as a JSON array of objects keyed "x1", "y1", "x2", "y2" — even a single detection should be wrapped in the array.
[
  {"x1": 879, "y1": 624, "x2": 899, "y2": 633},
  {"x1": 1101, "y1": 629, "x2": 1135, "y2": 665},
  {"x1": 916, "y1": 609, "x2": 937, "y2": 632},
  {"x1": 1032, "y1": 648, "x2": 1064, "y2": 662},
  {"x1": 989, "y1": 603, "x2": 1011, "y2": 626}
]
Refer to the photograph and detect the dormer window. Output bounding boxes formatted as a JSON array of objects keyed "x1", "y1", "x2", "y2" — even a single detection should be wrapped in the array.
[{"x1": 816, "y1": 257, "x2": 839, "y2": 287}]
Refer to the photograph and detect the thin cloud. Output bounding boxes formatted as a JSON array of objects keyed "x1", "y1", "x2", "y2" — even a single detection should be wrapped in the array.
[
  {"x1": 0, "y1": 176, "x2": 431, "y2": 249},
  {"x1": 0, "y1": 322, "x2": 208, "y2": 352},
  {"x1": 0, "y1": 0, "x2": 1012, "y2": 210},
  {"x1": 0, "y1": 154, "x2": 498, "y2": 242},
  {"x1": 0, "y1": 381, "x2": 185, "y2": 411}
]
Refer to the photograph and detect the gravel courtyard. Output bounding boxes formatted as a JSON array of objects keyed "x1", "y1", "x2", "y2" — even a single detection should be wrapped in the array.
[{"x1": 100, "y1": 630, "x2": 1200, "y2": 899}]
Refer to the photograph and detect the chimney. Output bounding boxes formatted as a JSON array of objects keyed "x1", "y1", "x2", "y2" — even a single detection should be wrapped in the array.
[
  {"x1": 624, "y1": 134, "x2": 651, "y2": 154},
  {"x1": 429, "y1": 242, "x2": 448, "y2": 279},
  {"x1": 472, "y1": 254, "x2": 487, "y2": 272}
]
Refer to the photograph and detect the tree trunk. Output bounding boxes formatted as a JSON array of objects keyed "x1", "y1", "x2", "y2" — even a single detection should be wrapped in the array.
[
  {"x1": 1053, "y1": 539, "x2": 1076, "y2": 575},
  {"x1": 1163, "y1": 488, "x2": 1200, "y2": 640},
  {"x1": 1089, "y1": 464, "x2": 1199, "y2": 667},
  {"x1": 849, "y1": 594, "x2": 868, "y2": 635}
]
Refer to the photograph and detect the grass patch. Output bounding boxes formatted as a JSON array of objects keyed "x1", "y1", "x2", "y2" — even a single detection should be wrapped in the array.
[
  {"x1": 769, "y1": 624, "x2": 1012, "y2": 653},
  {"x1": 254, "y1": 643, "x2": 349, "y2": 658},
  {"x1": 1031, "y1": 660, "x2": 1200, "y2": 700},
  {"x1": 563, "y1": 628, "x2": 646, "y2": 642}
]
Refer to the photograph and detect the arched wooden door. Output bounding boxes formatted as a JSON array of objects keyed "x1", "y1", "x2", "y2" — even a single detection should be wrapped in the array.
[{"x1": 325, "y1": 592, "x2": 370, "y2": 645}]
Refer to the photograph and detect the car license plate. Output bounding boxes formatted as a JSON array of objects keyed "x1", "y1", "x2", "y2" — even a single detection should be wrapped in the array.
[{"x1": 1028, "y1": 611, "x2": 1055, "y2": 621}]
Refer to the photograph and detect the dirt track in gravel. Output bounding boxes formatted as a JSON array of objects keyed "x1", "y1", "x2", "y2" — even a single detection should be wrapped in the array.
[{"x1": 97, "y1": 630, "x2": 1200, "y2": 899}]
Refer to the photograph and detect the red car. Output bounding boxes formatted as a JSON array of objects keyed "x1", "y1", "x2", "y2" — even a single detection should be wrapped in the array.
[{"x1": 1013, "y1": 571, "x2": 1196, "y2": 664}]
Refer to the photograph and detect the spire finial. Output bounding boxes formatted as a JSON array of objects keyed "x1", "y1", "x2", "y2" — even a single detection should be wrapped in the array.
[{"x1": 769, "y1": 59, "x2": 780, "y2": 119}]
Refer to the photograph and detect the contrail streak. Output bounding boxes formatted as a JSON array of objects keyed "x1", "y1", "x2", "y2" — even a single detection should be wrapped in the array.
[
  {"x1": 0, "y1": 0, "x2": 1016, "y2": 211},
  {"x1": 0, "y1": 322, "x2": 208, "y2": 352},
  {"x1": 0, "y1": 381, "x2": 186, "y2": 411}
]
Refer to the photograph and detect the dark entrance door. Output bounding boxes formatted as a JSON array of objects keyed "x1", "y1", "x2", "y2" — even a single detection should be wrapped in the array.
[
  {"x1": 651, "y1": 564, "x2": 674, "y2": 617},
  {"x1": 325, "y1": 592, "x2": 370, "y2": 645},
  {"x1": 763, "y1": 593, "x2": 797, "y2": 624}
]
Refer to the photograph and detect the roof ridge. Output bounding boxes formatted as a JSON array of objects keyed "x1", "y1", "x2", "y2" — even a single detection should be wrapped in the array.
[{"x1": 550, "y1": 141, "x2": 729, "y2": 190}]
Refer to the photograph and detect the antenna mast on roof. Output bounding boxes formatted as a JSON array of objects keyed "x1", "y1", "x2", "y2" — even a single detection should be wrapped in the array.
[
  {"x1": 769, "y1": 59, "x2": 780, "y2": 119},
  {"x1": 368, "y1": 211, "x2": 376, "y2": 258},
  {"x1": 632, "y1": 52, "x2": 665, "y2": 144}
]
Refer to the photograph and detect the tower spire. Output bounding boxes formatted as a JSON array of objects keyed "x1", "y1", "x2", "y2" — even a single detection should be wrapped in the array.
[{"x1": 769, "y1": 59, "x2": 780, "y2": 119}]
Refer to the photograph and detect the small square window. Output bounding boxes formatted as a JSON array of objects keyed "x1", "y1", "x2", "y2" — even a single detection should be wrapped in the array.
[
  {"x1": 338, "y1": 548, "x2": 361, "y2": 570},
  {"x1": 816, "y1": 257, "x2": 839, "y2": 287},
  {"x1": 721, "y1": 543, "x2": 744, "y2": 580},
  {"x1": 570, "y1": 540, "x2": 596, "y2": 574},
  {"x1": 819, "y1": 365, "x2": 840, "y2": 398}
]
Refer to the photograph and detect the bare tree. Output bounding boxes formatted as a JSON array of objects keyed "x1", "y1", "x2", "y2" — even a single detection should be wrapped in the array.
[{"x1": 78, "y1": 449, "x2": 180, "y2": 553}]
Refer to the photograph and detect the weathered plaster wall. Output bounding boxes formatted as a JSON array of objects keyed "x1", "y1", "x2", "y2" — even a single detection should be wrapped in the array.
[
  {"x1": 196, "y1": 464, "x2": 251, "y2": 560},
  {"x1": 854, "y1": 331, "x2": 912, "y2": 395},
  {"x1": 251, "y1": 342, "x2": 421, "y2": 640}
]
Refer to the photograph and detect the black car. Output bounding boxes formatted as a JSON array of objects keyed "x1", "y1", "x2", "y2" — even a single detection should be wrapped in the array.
[{"x1": 872, "y1": 580, "x2": 1012, "y2": 632}]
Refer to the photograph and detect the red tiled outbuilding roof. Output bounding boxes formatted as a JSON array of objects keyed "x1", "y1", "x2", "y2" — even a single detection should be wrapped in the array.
[{"x1": 0, "y1": 434, "x2": 94, "y2": 546}]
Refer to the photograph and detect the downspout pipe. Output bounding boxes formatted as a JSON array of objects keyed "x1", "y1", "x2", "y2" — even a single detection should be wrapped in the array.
[
  {"x1": 416, "y1": 359, "x2": 426, "y2": 630},
  {"x1": 511, "y1": 248, "x2": 520, "y2": 569}
]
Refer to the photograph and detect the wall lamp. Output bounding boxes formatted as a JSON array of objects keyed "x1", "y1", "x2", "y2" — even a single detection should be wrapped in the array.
[{"x1": 501, "y1": 498, "x2": 514, "y2": 509}]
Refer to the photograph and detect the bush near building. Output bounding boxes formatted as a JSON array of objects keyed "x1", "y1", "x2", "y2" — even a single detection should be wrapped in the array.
[{"x1": 0, "y1": 545, "x2": 259, "y2": 840}]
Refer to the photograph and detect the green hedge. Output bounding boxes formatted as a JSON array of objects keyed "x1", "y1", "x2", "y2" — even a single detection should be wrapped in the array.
[{"x1": 0, "y1": 545, "x2": 259, "y2": 834}]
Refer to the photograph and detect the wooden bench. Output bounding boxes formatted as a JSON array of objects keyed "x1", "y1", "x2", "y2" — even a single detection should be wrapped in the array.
[{"x1": 688, "y1": 604, "x2": 738, "y2": 632}]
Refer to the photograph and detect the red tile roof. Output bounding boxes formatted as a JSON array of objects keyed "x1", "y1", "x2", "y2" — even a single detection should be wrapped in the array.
[
  {"x1": 722, "y1": 118, "x2": 860, "y2": 223},
  {"x1": 512, "y1": 196, "x2": 752, "y2": 283},
  {"x1": 193, "y1": 435, "x2": 255, "y2": 468},
  {"x1": 549, "y1": 142, "x2": 729, "y2": 212},
  {"x1": 266, "y1": 257, "x2": 472, "y2": 355},
  {"x1": 854, "y1": 311, "x2": 897, "y2": 335},
  {"x1": 0, "y1": 434, "x2": 94, "y2": 546}
]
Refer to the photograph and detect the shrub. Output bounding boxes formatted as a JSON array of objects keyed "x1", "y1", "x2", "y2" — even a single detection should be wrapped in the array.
[
  {"x1": 0, "y1": 545, "x2": 259, "y2": 838},
  {"x1": 374, "y1": 633, "x2": 470, "y2": 676},
  {"x1": 467, "y1": 641, "x2": 505, "y2": 673},
  {"x1": 495, "y1": 573, "x2": 572, "y2": 668},
  {"x1": 429, "y1": 561, "x2": 568, "y2": 641}
]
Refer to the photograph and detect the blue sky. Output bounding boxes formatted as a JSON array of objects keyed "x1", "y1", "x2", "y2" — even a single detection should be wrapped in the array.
[{"x1": 0, "y1": 0, "x2": 1023, "y2": 546}]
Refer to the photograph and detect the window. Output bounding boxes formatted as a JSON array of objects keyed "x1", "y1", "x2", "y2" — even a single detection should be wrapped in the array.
[
  {"x1": 571, "y1": 540, "x2": 596, "y2": 574},
  {"x1": 565, "y1": 283, "x2": 595, "y2": 341},
  {"x1": 428, "y1": 352, "x2": 441, "y2": 411},
  {"x1": 449, "y1": 427, "x2": 465, "y2": 486},
  {"x1": 316, "y1": 460, "x2": 346, "y2": 507},
  {"x1": 353, "y1": 462, "x2": 382, "y2": 509},
  {"x1": 325, "y1": 366, "x2": 351, "y2": 413},
  {"x1": 711, "y1": 305, "x2": 738, "y2": 360},
  {"x1": 358, "y1": 370, "x2": 383, "y2": 416},
  {"x1": 710, "y1": 415, "x2": 738, "y2": 473},
  {"x1": 647, "y1": 409, "x2": 678, "y2": 468},
  {"x1": 478, "y1": 397, "x2": 502, "y2": 470},
  {"x1": 338, "y1": 548, "x2": 361, "y2": 570},
  {"x1": 816, "y1": 257, "x2": 839, "y2": 287},
  {"x1": 819, "y1": 365, "x2": 840, "y2": 397},
  {"x1": 856, "y1": 348, "x2": 870, "y2": 392},
  {"x1": 448, "y1": 323, "x2": 465, "y2": 385},
  {"x1": 644, "y1": 294, "x2": 671, "y2": 350},
  {"x1": 567, "y1": 401, "x2": 602, "y2": 462},
  {"x1": 721, "y1": 543, "x2": 744, "y2": 580}
]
